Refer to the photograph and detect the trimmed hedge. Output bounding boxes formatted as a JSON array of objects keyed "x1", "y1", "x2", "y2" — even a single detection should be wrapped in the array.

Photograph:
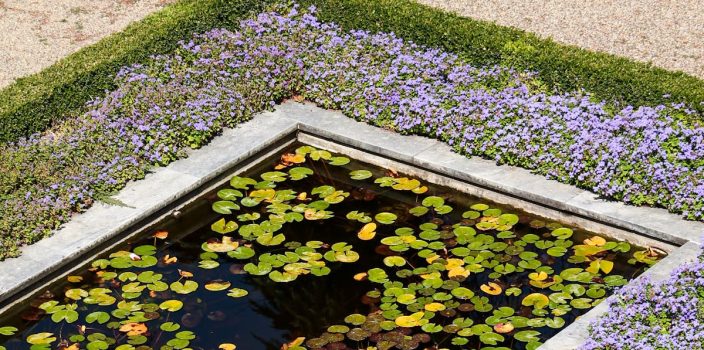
[
  {"x1": 0, "y1": 0, "x2": 276, "y2": 143},
  {"x1": 302, "y1": 0, "x2": 704, "y2": 114},
  {"x1": 1, "y1": 0, "x2": 703, "y2": 142}
]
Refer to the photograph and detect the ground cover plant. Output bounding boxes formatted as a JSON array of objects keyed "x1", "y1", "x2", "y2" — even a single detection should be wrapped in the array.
[
  {"x1": 583, "y1": 246, "x2": 704, "y2": 350},
  {"x1": 0, "y1": 145, "x2": 662, "y2": 350},
  {"x1": 0, "y1": 4, "x2": 702, "y2": 260},
  {"x1": 4, "y1": 0, "x2": 704, "y2": 144}
]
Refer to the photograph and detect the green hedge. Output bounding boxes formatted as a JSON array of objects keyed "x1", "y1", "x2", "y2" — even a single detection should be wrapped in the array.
[
  {"x1": 0, "y1": 0, "x2": 275, "y2": 143},
  {"x1": 1, "y1": 0, "x2": 703, "y2": 143},
  {"x1": 301, "y1": 0, "x2": 704, "y2": 115}
]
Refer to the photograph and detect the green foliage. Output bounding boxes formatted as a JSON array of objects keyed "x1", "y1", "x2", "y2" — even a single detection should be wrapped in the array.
[
  {"x1": 0, "y1": 0, "x2": 277, "y2": 143},
  {"x1": 2, "y1": 0, "x2": 703, "y2": 144},
  {"x1": 301, "y1": 0, "x2": 704, "y2": 117}
]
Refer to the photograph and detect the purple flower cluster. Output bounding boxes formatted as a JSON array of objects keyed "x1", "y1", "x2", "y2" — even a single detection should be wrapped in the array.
[
  {"x1": 0, "y1": 4, "x2": 702, "y2": 259},
  {"x1": 584, "y1": 248, "x2": 704, "y2": 349}
]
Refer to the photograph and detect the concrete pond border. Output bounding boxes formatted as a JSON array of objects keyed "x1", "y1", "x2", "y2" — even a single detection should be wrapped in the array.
[{"x1": 0, "y1": 101, "x2": 702, "y2": 349}]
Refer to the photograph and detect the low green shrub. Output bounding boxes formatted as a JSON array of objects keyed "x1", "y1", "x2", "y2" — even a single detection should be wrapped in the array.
[{"x1": 0, "y1": 0, "x2": 276, "y2": 143}]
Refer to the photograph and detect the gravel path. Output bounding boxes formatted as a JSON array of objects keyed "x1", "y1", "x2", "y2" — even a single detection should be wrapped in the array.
[
  {"x1": 0, "y1": 0, "x2": 173, "y2": 89},
  {"x1": 417, "y1": 0, "x2": 704, "y2": 79}
]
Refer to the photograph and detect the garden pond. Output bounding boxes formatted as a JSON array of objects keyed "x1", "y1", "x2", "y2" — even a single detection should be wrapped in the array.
[{"x1": 0, "y1": 143, "x2": 665, "y2": 350}]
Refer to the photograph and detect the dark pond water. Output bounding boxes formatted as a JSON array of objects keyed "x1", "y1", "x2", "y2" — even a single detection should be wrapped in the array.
[{"x1": 0, "y1": 143, "x2": 664, "y2": 350}]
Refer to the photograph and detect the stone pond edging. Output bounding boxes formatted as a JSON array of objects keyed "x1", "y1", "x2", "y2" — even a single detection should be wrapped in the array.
[{"x1": 0, "y1": 101, "x2": 702, "y2": 349}]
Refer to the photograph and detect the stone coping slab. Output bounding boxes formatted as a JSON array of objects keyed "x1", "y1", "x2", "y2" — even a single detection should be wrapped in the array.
[{"x1": 0, "y1": 101, "x2": 702, "y2": 349}]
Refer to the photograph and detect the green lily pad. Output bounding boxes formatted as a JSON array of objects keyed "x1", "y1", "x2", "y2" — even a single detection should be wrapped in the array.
[
  {"x1": 375, "y1": 212, "x2": 398, "y2": 224},
  {"x1": 212, "y1": 201, "x2": 240, "y2": 215},
  {"x1": 349, "y1": 170, "x2": 372, "y2": 180}
]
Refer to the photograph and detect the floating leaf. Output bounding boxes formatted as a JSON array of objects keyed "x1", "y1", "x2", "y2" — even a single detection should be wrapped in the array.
[
  {"x1": 205, "y1": 280, "x2": 232, "y2": 291},
  {"x1": 67, "y1": 275, "x2": 83, "y2": 283},
  {"x1": 212, "y1": 201, "x2": 240, "y2": 215},
  {"x1": 85, "y1": 312, "x2": 110, "y2": 325},
  {"x1": 584, "y1": 236, "x2": 607, "y2": 247},
  {"x1": 289, "y1": 167, "x2": 314, "y2": 180},
  {"x1": 480, "y1": 282, "x2": 503, "y2": 296},
  {"x1": 217, "y1": 189, "x2": 243, "y2": 200},
  {"x1": 514, "y1": 330, "x2": 541, "y2": 343},
  {"x1": 375, "y1": 212, "x2": 397, "y2": 224},
  {"x1": 551, "y1": 227, "x2": 573, "y2": 239},
  {"x1": 479, "y1": 332, "x2": 504, "y2": 345},
  {"x1": 160, "y1": 322, "x2": 180, "y2": 332},
  {"x1": 229, "y1": 176, "x2": 257, "y2": 189},
  {"x1": 522, "y1": 293, "x2": 549, "y2": 309},
  {"x1": 409, "y1": 206, "x2": 429, "y2": 216},
  {"x1": 26, "y1": 333, "x2": 56, "y2": 345},
  {"x1": 159, "y1": 300, "x2": 184, "y2": 312},
  {"x1": 349, "y1": 170, "x2": 372, "y2": 180},
  {"x1": 494, "y1": 322, "x2": 514, "y2": 334},
  {"x1": 0, "y1": 327, "x2": 18, "y2": 336},
  {"x1": 170, "y1": 280, "x2": 198, "y2": 294},
  {"x1": 211, "y1": 218, "x2": 238, "y2": 234},
  {"x1": 328, "y1": 156, "x2": 350, "y2": 166},
  {"x1": 119, "y1": 323, "x2": 148, "y2": 336},
  {"x1": 383, "y1": 256, "x2": 406, "y2": 267},
  {"x1": 219, "y1": 344, "x2": 237, "y2": 350},
  {"x1": 421, "y1": 196, "x2": 444, "y2": 207},
  {"x1": 227, "y1": 288, "x2": 249, "y2": 298}
]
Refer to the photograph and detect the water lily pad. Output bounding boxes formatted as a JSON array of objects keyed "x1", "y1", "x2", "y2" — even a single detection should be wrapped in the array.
[
  {"x1": 383, "y1": 256, "x2": 406, "y2": 267},
  {"x1": 328, "y1": 156, "x2": 350, "y2": 166},
  {"x1": 522, "y1": 293, "x2": 549, "y2": 309},
  {"x1": 480, "y1": 282, "x2": 502, "y2": 295},
  {"x1": 159, "y1": 300, "x2": 183, "y2": 312},
  {"x1": 375, "y1": 212, "x2": 397, "y2": 224},
  {"x1": 514, "y1": 330, "x2": 541, "y2": 343},
  {"x1": 212, "y1": 201, "x2": 241, "y2": 215},
  {"x1": 349, "y1": 170, "x2": 372, "y2": 180},
  {"x1": 551, "y1": 227, "x2": 573, "y2": 239},
  {"x1": 409, "y1": 206, "x2": 429, "y2": 216},
  {"x1": 480, "y1": 332, "x2": 504, "y2": 345},
  {"x1": 170, "y1": 280, "x2": 198, "y2": 294},
  {"x1": 0, "y1": 327, "x2": 17, "y2": 337},
  {"x1": 422, "y1": 196, "x2": 444, "y2": 207},
  {"x1": 228, "y1": 288, "x2": 249, "y2": 298},
  {"x1": 211, "y1": 218, "x2": 238, "y2": 234},
  {"x1": 205, "y1": 280, "x2": 232, "y2": 291}
]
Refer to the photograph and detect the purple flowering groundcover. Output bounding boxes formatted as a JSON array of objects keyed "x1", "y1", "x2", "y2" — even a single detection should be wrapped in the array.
[
  {"x1": 584, "y1": 246, "x2": 704, "y2": 349},
  {"x1": 3, "y1": 2, "x2": 704, "y2": 262},
  {"x1": 0, "y1": 4, "x2": 703, "y2": 346}
]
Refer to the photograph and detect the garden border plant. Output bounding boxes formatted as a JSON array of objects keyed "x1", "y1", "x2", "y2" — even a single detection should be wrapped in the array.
[{"x1": 2, "y1": 0, "x2": 704, "y2": 143}]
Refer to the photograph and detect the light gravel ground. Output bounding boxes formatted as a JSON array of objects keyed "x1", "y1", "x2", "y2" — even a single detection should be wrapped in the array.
[
  {"x1": 0, "y1": 0, "x2": 173, "y2": 89},
  {"x1": 417, "y1": 0, "x2": 704, "y2": 79}
]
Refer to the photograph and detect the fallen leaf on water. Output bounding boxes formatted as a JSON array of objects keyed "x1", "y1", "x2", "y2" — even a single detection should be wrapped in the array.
[
  {"x1": 153, "y1": 230, "x2": 169, "y2": 239},
  {"x1": 353, "y1": 272, "x2": 368, "y2": 281},
  {"x1": 357, "y1": 223, "x2": 377, "y2": 240},
  {"x1": 119, "y1": 322, "x2": 148, "y2": 336},
  {"x1": 162, "y1": 255, "x2": 177, "y2": 265},
  {"x1": 584, "y1": 236, "x2": 606, "y2": 246}
]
